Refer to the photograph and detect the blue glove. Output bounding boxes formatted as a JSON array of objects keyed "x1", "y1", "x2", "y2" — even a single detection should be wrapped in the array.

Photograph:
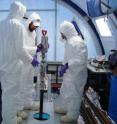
[
  {"x1": 59, "y1": 69, "x2": 64, "y2": 77},
  {"x1": 31, "y1": 56, "x2": 39, "y2": 67},
  {"x1": 36, "y1": 43, "x2": 43, "y2": 53},
  {"x1": 59, "y1": 63, "x2": 69, "y2": 77}
]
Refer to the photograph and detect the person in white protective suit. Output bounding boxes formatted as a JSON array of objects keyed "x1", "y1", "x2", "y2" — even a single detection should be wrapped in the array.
[
  {"x1": 0, "y1": 1, "x2": 39, "y2": 124},
  {"x1": 19, "y1": 12, "x2": 41, "y2": 111},
  {"x1": 54, "y1": 21, "x2": 88, "y2": 123},
  {"x1": 23, "y1": 12, "x2": 41, "y2": 48}
]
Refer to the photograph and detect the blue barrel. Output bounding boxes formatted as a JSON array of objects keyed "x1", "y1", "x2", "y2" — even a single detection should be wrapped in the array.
[{"x1": 108, "y1": 75, "x2": 117, "y2": 123}]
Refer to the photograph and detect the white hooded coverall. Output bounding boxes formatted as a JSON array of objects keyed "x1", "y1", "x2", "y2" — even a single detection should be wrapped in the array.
[
  {"x1": 0, "y1": 2, "x2": 32, "y2": 124},
  {"x1": 19, "y1": 12, "x2": 41, "y2": 107},
  {"x1": 58, "y1": 21, "x2": 87, "y2": 119},
  {"x1": 23, "y1": 12, "x2": 40, "y2": 48}
]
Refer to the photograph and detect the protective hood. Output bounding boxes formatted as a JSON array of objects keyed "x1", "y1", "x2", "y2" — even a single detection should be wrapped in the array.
[
  {"x1": 7, "y1": 1, "x2": 26, "y2": 20},
  {"x1": 22, "y1": 12, "x2": 41, "y2": 47},
  {"x1": 60, "y1": 21, "x2": 78, "y2": 41},
  {"x1": 28, "y1": 12, "x2": 41, "y2": 27}
]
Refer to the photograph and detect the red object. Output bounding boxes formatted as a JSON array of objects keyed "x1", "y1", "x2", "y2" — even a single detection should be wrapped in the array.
[
  {"x1": 42, "y1": 30, "x2": 47, "y2": 36},
  {"x1": 51, "y1": 83, "x2": 62, "y2": 88}
]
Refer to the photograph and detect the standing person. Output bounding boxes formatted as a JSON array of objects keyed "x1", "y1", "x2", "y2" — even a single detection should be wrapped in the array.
[
  {"x1": 55, "y1": 21, "x2": 88, "y2": 123},
  {"x1": 0, "y1": 1, "x2": 39, "y2": 124},
  {"x1": 23, "y1": 12, "x2": 41, "y2": 48},
  {"x1": 19, "y1": 12, "x2": 41, "y2": 111}
]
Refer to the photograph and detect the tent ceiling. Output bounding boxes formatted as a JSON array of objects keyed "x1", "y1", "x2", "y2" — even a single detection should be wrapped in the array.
[
  {"x1": 70, "y1": 0, "x2": 88, "y2": 15},
  {"x1": 69, "y1": 0, "x2": 117, "y2": 16}
]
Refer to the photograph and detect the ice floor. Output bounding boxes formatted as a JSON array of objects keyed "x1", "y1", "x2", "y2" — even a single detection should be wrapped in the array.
[{"x1": 22, "y1": 100, "x2": 77, "y2": 124}]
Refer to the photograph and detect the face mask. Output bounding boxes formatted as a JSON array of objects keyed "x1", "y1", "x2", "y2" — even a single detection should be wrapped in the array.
[{"x1": 59, "y1": 36, "x2": 67, "y2": 43}]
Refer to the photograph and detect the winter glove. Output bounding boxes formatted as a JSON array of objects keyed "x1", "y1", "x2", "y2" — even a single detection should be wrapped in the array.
[
  {"x1": 31, "y1": 55, "x2": 39, "y2": 67},
  {"x1": 36, "y1": 43, "x2": 49, "y2": 53},
  {"x1": 59, "y1": 63, "x2": 68, "y2": 77},
  {"x1": 36, "y1": 43, "x2": 44, "y2": 53}
]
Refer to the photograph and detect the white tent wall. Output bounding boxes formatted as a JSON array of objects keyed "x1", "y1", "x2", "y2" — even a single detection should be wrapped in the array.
[
  {"x1": 73, "y1": 13, "x2": 102, "y2": 58},
  {"x1": 0, "y1": 0, "x2": 55, "y2": 10},
  {"x1": 70, "y1": 0, "x2": 88, "y2": 15}
]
